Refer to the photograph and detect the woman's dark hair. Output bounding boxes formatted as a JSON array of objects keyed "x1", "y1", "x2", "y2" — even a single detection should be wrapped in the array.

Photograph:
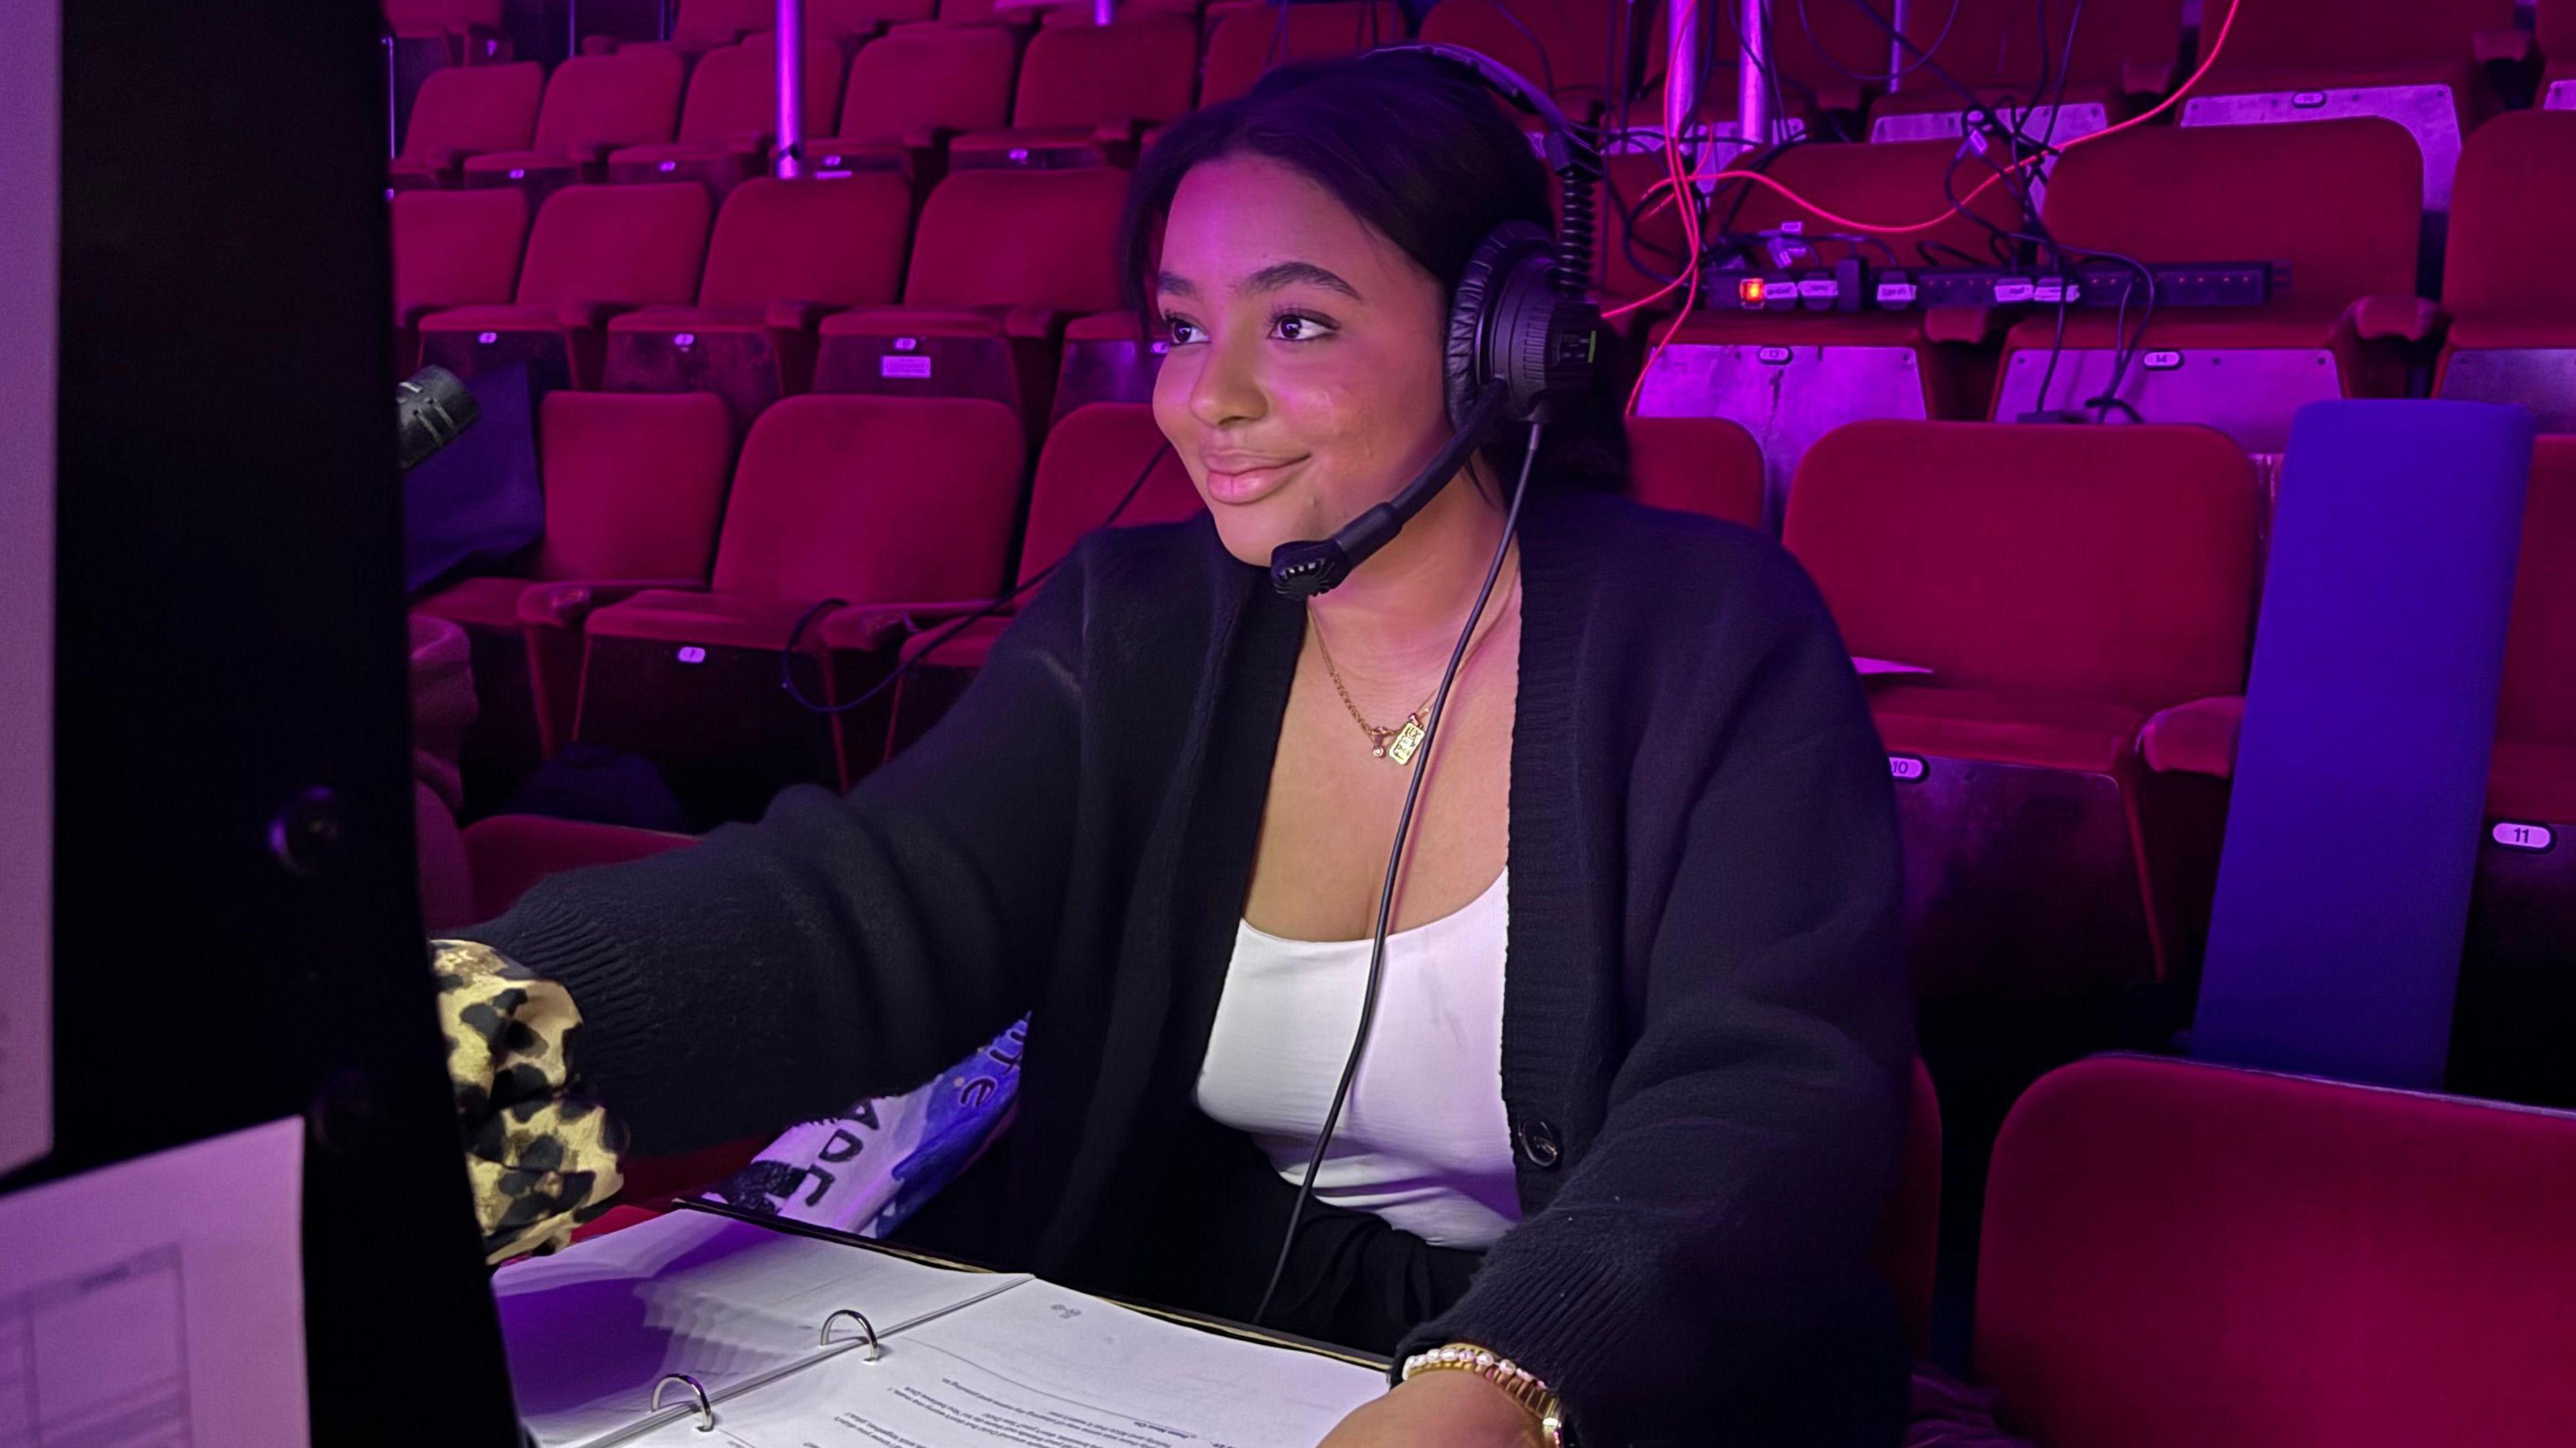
[{"x1": 1118, "y1": 51, "x2": 1628, "y2": 493}]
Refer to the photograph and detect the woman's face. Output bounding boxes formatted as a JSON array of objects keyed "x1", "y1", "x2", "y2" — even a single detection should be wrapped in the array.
[{"x1": 1151, "y1": 153, "x2": 1455, "y2": 567}]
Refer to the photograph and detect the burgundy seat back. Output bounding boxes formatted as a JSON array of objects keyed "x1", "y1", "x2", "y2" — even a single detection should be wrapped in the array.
[
  {"x1": 514, "y1": 183, "x2": 713, "y2": 308},
  {"x1": 392, "y1": 187, "x2": 527, "y2": 319},
  {"x1": 669, "y1": 0, "x2": 778, "y2": 45},
  {"x1": 532, "y1": 391, "x2": 737, "y2": 583},
  {"x1": 1784, "y1": 420, "x2": 2261, "y2": 712},
  {"x1": 1199, "y1": 3, "x2": 1404, "y2": 105},
  {"x1": 402, "y1": 60, "x2": 546, "y2": 162},
  {"x1": 710, "y1": 395, "x2": 1028, "y2": 604},
  {"x1": 2198, "y1": 0, "x2": 2515, "y2": 73},
  {"x1": 902, "y1": 168, "x2": 1128, "y2": 313},
  {"x1": 2445, "y1": 112, "x2": 2576, "y2": 320},
  {"x1": 1888, "y1": 0, "x2": 2183, "y2": 94},
  {"x1": 696, "y1": 174, "x2": 913, "y2": 310},
  {"x1": 833, "y1": 25, "x2": 1020, "y2": 141},
  {"x1": 2042, "y1": 119, "x2": 2422, "y2": 313},
  {"x1": 1623, "y1": 416, "x2": 1764, "y2": 527},
  {"x1": 674, "y1": 38, "x2": 845, "y2": 140},
  {"x1": 2499, "y1": 438, "x2": 2576, "y2": 750},
  {"x1": 1010, "y1": 17, "x2": 1200, "y2": 129},
  {"x1": 1978, "y1": 1054, "x2": 2576, "y2": 1448},
  {"x1": 1419, "y1": 0, "x2": 1622, "y2": 108},
  {"x1": 459, "y1": 814, "x2": 694, "y2": 922},
  {"x1": 1018, "y1": 403, "x2": 1203, "y2": 586},
  {"x1": 530, "y1": 49, "x2": 688, "y2": 156}
]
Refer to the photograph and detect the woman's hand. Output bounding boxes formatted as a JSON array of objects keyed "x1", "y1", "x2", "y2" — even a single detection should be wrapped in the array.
[{"x1": 1316, "y1": 1370, "x2": 1545, "y2": 1448}]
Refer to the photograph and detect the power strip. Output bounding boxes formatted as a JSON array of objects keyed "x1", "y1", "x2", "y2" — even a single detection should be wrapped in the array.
[{"x1": 1701, "y1": 260, "x2": 2282, "y2": 313}]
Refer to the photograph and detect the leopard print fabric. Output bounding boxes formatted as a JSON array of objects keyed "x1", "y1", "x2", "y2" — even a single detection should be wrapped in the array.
[{"x1": 431, "y1": 939, "x2": 628, "y2": 1266}]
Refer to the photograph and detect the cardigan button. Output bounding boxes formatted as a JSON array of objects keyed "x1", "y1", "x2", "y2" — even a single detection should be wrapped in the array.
[{"x1": 1514, "y1": 1117, "x2": 1562, "y2": 1169}]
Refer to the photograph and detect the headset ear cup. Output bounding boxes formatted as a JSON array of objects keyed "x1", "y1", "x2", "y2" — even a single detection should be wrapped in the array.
[{"x1": 1445, "y1": 221, "x2": 1553, "y2": 431}]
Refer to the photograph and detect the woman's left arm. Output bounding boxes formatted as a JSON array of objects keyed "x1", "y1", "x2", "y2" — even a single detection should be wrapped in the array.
[{"x1": 1397, "y1": 561, "x2": 1915, "y2": 1445}]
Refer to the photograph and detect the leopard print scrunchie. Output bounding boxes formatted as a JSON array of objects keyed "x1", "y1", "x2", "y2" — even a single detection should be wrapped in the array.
[{"x1": 431, "y1": 939, "x2": 629, "y2": 1266}]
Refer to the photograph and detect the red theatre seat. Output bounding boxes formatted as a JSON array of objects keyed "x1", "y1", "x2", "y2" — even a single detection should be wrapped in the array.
[
  {"x1": 810, "y1": 24, "x2": 1023, "y2": 180},
  {"x1": 417, "y1": 183, "x2": 713, "y2": 392},
  {"x1": 947, "y1": 17, "x2": 1199, "y2": 170},
  {"x1": 605, "y1": 172, "x2": 914, "y2": 428},
  {"x1": 2178, "y1": 0, "x2": 2520, "y2": 214},
  {"x1": 462, "y1": 48, "x2": 688, "y2": 211},
  {"x1": 415, "y1": 390, "x2": 735, "y2": 808},
  {"x1": 870, "y1": 400, "x2": 1201, "y2": 759},
  {"x1": 1198, "y1": 1, "x2": 1405, "y2": 106},
  {"x1": 1622, "y1": 415, "x2": 1766, "y2": 528},
  {"x1": 1635, "y1": 141, "x2": 2025, "y2": 522},
  {"x1": 391, "y1": 186, "x2": 527, "y2": 371},
  {"x1": 811, "y1": 0, "x2": 935, "y2": 36},
  {"x1": 812, "y1": 166, "x2": 1128, "y2": 432},
  {"x1": 1417, "y1": 0, "x2": 1627, "y2": 115},
  {"x1": 2434, "y1": 111, "x2": 2576, "y2": 432},
  {"x1": 2546, "y1": 0, "x2": 2576, "y2": 109},
  {"x1": 388, "y1": 60, "x2": 545, "y2": 191},
  {"x1": 1976, "y1": 1054, "x2": 2576, "y2": 1448},
  {"x1": 607, "y1": 37, "x2": 848, "y2": 201},
  {"x1": 568, "y1": 396, "x2": 1029, "y2": 820},
  {"x1": 1869, "y1": 0, "x2": 2186, "y2": 142},
  {"x1": 1784, "y1": 420, "x2": 2261, "y2": 996},
  {"x1": 1990, "y1": 118, "x2": 2430, "y2": 455},
  {"x1": 584, "y1": 0, "x2": 778, "y2": 67}
]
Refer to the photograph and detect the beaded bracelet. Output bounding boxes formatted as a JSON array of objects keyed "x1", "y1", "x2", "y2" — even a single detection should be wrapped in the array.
[{"x1": 1399, "y1": 1342, "x2": 1566, "y2": 1447}]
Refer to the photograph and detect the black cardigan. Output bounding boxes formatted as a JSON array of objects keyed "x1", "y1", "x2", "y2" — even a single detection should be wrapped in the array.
[{"x1": 458, "y1": 486, "x2": 1915, "y2": 1444}]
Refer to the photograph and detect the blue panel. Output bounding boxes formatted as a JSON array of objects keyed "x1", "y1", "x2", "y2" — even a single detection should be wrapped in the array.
[{"x1": 2192, "y1": 401, "x2": 2537, "y2": 1089}]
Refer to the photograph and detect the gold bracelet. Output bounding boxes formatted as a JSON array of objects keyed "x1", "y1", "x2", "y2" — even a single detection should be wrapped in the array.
[{"x1": 1400, "y1": 1342, "x2": 1566, "y2": 1447}]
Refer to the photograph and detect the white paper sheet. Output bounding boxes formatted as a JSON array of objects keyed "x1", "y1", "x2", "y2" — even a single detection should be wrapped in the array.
[
  {"x1": 0, "y1": 1117, "x2": 311, "y2": 1448},
  {"x1": 0, "y1": 0, "x2": 61, "y2": 1180},
  {"x1": 620, "y1": 1277, "x2": 1386, "y2": 1448},
  {"x1": 496, "y1": 1209, "x2": 1031, "y2": 1447}
]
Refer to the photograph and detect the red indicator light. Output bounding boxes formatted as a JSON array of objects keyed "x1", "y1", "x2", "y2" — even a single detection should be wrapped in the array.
[{"x1": 1738, "y1": 278, "x2": 1767, "y2": 305}]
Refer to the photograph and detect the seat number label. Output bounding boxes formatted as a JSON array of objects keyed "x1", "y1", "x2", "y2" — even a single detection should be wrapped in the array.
[
  {"x1": 2492, "y1": 821, "x2": 2555, "y2": 852},
  {"x1": 1888, "y1": 756, "x2": 1927, "y2": 782},
  {"x1": 676, "y1": 646, "x2": 707, "y2": 665},
  {"x1": 880, "y1": 356, "x2": 933, "y2": 379}
]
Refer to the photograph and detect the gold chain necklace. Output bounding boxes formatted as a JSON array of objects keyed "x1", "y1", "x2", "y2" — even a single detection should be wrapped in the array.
[{"x1": 1308, "y1": 571, "x2": 1519, "y2": 767}]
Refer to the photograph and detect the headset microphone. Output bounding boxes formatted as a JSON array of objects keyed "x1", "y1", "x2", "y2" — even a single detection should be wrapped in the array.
[{"x1": 1268, "y1": 385, "x2": 1513, "y2": 598}]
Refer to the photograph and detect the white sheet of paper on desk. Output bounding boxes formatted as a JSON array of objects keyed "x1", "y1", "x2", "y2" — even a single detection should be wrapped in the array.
[
  {"x1": 620, "y1": 1276, "x2": 1386, "y2": 1448},
  {"x1": 0, "y1": 1117, "x2": 311, "y2": 1447},
  {"x1": 496, "y1": 1208, "x2": 1032, "y2": 1446}
]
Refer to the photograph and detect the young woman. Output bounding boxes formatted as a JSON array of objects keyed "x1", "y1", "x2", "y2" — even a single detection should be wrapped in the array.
[{"x1": 442, "y1": 53, "x2": 1913, "y2": 1447}]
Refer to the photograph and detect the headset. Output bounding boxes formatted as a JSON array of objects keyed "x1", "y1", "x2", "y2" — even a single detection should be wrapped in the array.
[
  {"x1": 1264, "y1": 43, "x2": 1604, "y2": 598},
  {"x1": 1252, "y1": 44, "x2": 1602, "y2": 1328}
]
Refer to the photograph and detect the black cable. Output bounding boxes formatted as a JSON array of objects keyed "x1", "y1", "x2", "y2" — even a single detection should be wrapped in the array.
[
  {"x1": 1252, "y1": 419, "x2": 1543, "y2": 1330},
  {"x1": 777, "y1": 442, "x2": 1174, "y2": 717},
  {"x1": 1794, "y1": 0, "x2": 1964, "y2": 89}
]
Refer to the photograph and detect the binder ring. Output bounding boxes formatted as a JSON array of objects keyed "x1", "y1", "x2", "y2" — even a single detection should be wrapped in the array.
[
  {"x1": 652, "y1": 1373, "x2": 715, "y2": 1433},
  {"x1": 820, "y1": 1308, "x2": 884, "y2": 1363}
]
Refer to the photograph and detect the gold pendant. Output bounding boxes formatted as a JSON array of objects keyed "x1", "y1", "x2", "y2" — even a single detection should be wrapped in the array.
[{"x1": 1385, "y1": 716, "x2": 1428, "y2": 766}]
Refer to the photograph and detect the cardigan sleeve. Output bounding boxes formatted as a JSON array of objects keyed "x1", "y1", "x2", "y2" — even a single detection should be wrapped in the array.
[
  {"x1": 446, "y1": 553, "x2": 1093, "y2": 1160},
  {"x1": 1397, "y1": 551, "x2": 1913, "y2": 1444}
]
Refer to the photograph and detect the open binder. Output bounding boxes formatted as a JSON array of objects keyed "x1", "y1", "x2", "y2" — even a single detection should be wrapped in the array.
[{"x1": 496, "y1": 1203, "x2": 1389, "y2": 1447}]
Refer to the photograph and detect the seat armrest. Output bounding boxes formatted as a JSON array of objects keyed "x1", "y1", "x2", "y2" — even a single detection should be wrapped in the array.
[
  {"x1": 2474, "y1": 27, "x2": 2535, "y2": 65},
  {"x1": 555, "y1": 299, "x2": 633, "y2": 331},
  {"x1": 578, "y1": 34, "x2": 623, "y2": 56},
  {"x1": 820, "y1": 598, "x2": 1010, "y2": 653},
  {"x1": 1089, "y1": 117, "x2": 1147, "y2": 148},
  {"x1": 517, "y1": 579, "x2": 704, "y2": 632},
  {"x1": 569, "y1": 140, "x2": 619, "y2": 168},
  {"x1": 899, "y1": 124, "x2": 955, "y2": 153},
  {"x1": 2139, "y1": 695, "x2": 2245, "y2": 779},
  {"x1": 1923, "y1": 304, "x2": 2002, "y2": 346},
  {"x1": 1811, "y1": 76, "x2": 1868, "y2": 115},
  {"x1": 1004, "y1": 306, "x2": 1069, "y2": 342},
  {"x1": 397, "y1": 300, "x2": 453, "y2": 329},
  {"x1": 2343, "y1": 293, "x2": 2445, "y2": 345},
  {"x1": 2121, "y1": 58, "x2": 2176, "y2": 97},
  {"x1": 765, "y1": 298, "x2": 839, "y2": 332},
  {"x1": 411, "y1": 144, "x2": 464, "y2": 174}
]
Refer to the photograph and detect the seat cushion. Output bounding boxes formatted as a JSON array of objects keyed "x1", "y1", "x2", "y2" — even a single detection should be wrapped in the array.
[
  {"x1": 607, "y1": 303, "x2": 770, "y2": 337},
  {"x1": 2487, "y1": 739, "x2": 2576, "y2": 824},
  {"x1": 1872, "y1": 683, "x2": 2147, "y2": 775},
  {"x1": 584, "y1": 589, "x2": 836, "y2": 650},
  {"x1": 416, "y1": 575, "x2": 537, "y2": 631},
  {"x1": 2440, "y1": 307, "x2": 2576, "y2": 353},
  {"x1": 819, "y1": 305, "x2": 1012, "y2": 339}
]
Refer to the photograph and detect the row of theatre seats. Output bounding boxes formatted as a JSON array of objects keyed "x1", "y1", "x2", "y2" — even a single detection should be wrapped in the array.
[{"x1": 409, "y1": 390, "x2": 2575, "y2": 1029}]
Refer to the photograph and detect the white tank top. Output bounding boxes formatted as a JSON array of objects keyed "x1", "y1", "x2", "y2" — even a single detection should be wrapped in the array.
[{"x1": 1193, "y1": 869, "x2": 1521, "y2": 1249}]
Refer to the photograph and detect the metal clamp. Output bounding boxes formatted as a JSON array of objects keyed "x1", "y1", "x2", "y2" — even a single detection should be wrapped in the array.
[
  {"x1": 820, "y1": 1308, "x2": 883, "y2": 1363},
  {"x1": 652, "y1": 1373, "x2": 714, "y2": 1433}
]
